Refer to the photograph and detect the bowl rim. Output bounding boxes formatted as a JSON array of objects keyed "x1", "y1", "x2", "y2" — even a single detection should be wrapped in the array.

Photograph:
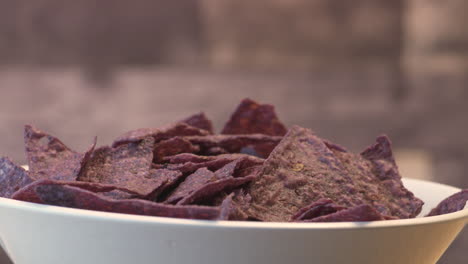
[{"x1": 0, "y1": 178, "x2": 467, "y2": 230}]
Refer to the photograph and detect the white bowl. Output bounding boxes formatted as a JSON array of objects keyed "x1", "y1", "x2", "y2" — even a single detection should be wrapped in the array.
[{"x1": 0, "y1": 178, "x2": 466, "y2": 264}]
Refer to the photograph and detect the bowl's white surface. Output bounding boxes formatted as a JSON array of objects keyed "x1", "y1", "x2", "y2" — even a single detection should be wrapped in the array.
[{"x1": 0, "y1": 178, "x2": 466, "y2": 264}]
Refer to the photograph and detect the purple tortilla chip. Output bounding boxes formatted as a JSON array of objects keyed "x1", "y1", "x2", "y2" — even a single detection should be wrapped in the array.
[
  {"x1": 24, "y1": 125, "x2": 96, "y2": 181},
  {"x1": 78, "y1": 137, "x2": 165, "y2": 197},
  {"x1": 221, "y1": 98, "x2": 287, "y2": 136},
  {"x1": 427, "y1": 189, "x2": 468, "y2": 216},
  {"x1": 180, "y1": 112, "x2": 214, "y2": 134},
  {"x1": 153, "y1": 137, "x2": 200, "y2": 163},
  {"x1": 13, "y1": 182, "x2": 221, "y2": 220},
  {"x1": 177, "y1": 169, "x2": 258, "y2": 206},
  {"x1": 165, "y1": 168, "x2": 217, "y2": 204},
  {"x1": 185, "y1": 134, "x2": 282, "y2": 158},
  {"x1": 246, "y1": 126, "x2": 423, "y2": 222},
  {"x1": 112, "y1": 122, "x2": 210, "y2": 147},
  {"x1": 98, "y1": 189, "x2": 136, "y2": 200},
  {"x1": 11, "y1": 179, "x2": 140, "y2": 203},
  {"x1": 303, "y1": 204, "x2": 386, "y2": 222},
  {"x1": 291, "y1": 198, "x2": 346, "y2": 221},
  {"x1": 0, "y1": 157, "x2": 34, "y2": 198},
  {"x1": 164, "y1": 153, "x2": 264, "y2": 165}
]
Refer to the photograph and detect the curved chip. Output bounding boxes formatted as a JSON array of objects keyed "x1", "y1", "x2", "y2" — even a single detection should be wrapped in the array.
[
  {"x1": 13, "y1": 181, "x2": 221, "y2": 220},
  {"x1": 427, "y1": 189, "x2": 468, "y2": 216}
]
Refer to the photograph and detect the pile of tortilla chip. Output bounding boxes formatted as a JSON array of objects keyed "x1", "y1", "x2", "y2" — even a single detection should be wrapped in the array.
[{"x1": 1, "y1": 98, "x2": 466, "y2": 222}]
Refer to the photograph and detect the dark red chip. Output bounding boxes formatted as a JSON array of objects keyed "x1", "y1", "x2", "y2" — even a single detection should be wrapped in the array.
[
  {"x1": 24, "y1": 125, "x2": 96, "y2": 181},
  {"x1": 427, "y1": 189, "x2": 468, "y2": 216},
  {"x1": 303, "y1": 204, "x2": 386, "y2": 222},
  {"x1": 112, "y1": 122, "x2": 210, "y2": 147},
  {"x1": 0, "y1": 157, "x2": 34, "y2": 198},
  {"x1": 13, "y1": 181, "x2": 221, "y2": 220},
  {"x1": 221, "y1": 98, "x2": 287, "y2": 136},
  {"x1": 153, "y1": 137, "x2": 200, "y2": 163},
  {"x1": 180, "y1": 112, "x2": 214, "y2": 134}
]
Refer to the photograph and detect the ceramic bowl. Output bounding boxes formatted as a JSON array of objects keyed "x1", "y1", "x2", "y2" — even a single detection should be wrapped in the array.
[{"x1": 0, "y1": 178, "x2": 466, "y2": 264}]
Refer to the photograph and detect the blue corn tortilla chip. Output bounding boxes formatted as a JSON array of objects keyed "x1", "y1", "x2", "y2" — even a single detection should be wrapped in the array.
[
  {"x1": 78, "y1": 137, "x2": 174, "y2": 198},
  {"x1": 291, "y1": 198, "x2": 345, "y2": 221},
  {"x1": 245, "y1": 126, "x2": 423, "y2": 222},
  {"x1": 0, "y1": 157, "x2": 34, "y2": 198},
  {"x1": 11, "y1": 179, "x2": 140, "y2": 202},
  {"x1": 426, "y1": 189, "x2": 468, "y2": 216},
  {"x1": 153, "y1": 137, "x2": 200, "y2": 163},
  {"x1": 165, "y1": 168, "x2": 217, "y2": 204},
  {"x1": 303, "y1": 204, "x2": 386, "y2": 222},
  {"x1": 185, "y1": 134, "x2": 282, "y2": 158},
  {"x1": 12, "y1": 181, "x2": 221, "y2": 220},
  {"x1": 176, "y1": 166, "x2": 260, "y2": 206},
  {"x1": 221, "y1": 98, "x2": 287, "y2": 136},
  {"x1": 24, "y1": 125, "x2": 96, "y2": 181},
  {"x1": 112, "y1": 122, "x2": 210, "y2": 147},
  {"x1": 180, "y1": 112, "x2": 214, "y2": 134},
  {"x1": 164, "y1": 153, "x2": 264, "y2": 165}
]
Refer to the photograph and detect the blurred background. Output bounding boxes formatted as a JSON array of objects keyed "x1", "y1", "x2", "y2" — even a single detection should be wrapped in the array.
[{"x1": 0, "y1": 0, "x2": 467, "y2": 263}]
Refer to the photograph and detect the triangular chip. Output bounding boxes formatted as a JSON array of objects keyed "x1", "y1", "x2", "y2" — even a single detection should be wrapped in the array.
[
  {"x1": 221, "y1": 98, "x2": 287, "y2": 136},
  {"x1": 246, "y1": 126, "x2": 423, "y2": 222},
  {"x1": 24, "y1": 125, "x2": 96, "y2": 181},
  {"x1": 78, "y1": 137, "x2": 168, "y2": 197}
]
